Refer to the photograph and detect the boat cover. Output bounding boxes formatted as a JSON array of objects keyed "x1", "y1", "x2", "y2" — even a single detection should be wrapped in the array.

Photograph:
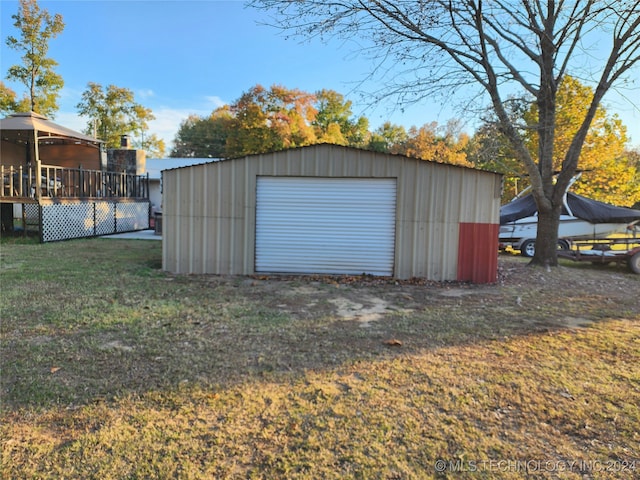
[{"x1": 500, "y1": 192, "x2": 640, "y2": 225}]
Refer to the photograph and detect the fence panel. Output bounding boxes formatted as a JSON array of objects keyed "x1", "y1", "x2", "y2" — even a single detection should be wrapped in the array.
[{"x1": 39, "y1": 200, "x2": 149, "y2": 242}]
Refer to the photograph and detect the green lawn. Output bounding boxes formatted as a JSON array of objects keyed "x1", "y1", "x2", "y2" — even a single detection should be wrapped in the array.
[{"x1": 1, "y1": 238, "x2": 639, "y2": 479}]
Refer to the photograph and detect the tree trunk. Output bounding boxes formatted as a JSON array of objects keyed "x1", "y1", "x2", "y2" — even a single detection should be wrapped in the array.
[{"x1": 531, "y1": 203, "x2": 563, "y2": 267}]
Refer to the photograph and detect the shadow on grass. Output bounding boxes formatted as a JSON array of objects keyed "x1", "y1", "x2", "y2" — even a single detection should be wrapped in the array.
[{"x1": 1, "y1": 241, "x2": 639, "y2": 410}]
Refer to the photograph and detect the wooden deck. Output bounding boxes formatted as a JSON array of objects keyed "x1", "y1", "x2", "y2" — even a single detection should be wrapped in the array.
[{"x1": 1, "y1": 164, "x2": 149, "y2": 202}]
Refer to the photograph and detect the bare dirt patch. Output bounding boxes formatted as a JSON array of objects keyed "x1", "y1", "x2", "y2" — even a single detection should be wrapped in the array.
[
  {"x1": 242, "y1": 254, "x2": 639, "y2": 333},
  {"x1": 328, "y1": 296, "x2": 412, "y2": 327}
]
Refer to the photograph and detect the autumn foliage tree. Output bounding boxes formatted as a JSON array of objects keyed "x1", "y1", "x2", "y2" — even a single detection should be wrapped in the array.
[
  {"x1": 527, "y1": 76, "x2": 639, "y2": 208},
  {"x1": 470, "y1": 76, "x2": 639, "y2": 206},
  {"x1": 225, "y1": 84, "x2": 317, "y2": 157},
  {"x1": 171, "y1": 85, "x2": 371, "y2": 158},
  {"x1": 171, "y1": 83, "x2": 476, "y2": 165},
  {"x1": 400, "y1": 120, "x2": 471, "y2": 167}
]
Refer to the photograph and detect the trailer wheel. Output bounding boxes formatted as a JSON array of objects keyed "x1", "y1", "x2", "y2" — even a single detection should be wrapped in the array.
[
  {"x1": 520, "y1": 239, "x2": 536, "y2": 257},
  {"x1": 520, "y1": 239, "x2": 570, "y2": 258},
  {"x1": 629, "y1": 251, "x2": 640, "y2": 274}
]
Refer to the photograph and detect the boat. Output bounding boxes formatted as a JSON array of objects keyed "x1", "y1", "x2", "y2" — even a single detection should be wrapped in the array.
[{"x1": 499, "y1": 190, "x2": 640, "y2": 257}]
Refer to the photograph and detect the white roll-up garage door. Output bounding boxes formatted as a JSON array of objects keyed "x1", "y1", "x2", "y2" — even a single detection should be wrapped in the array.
[{"x1": 255, "y1": 177, "x2": 396, "y2": 276}]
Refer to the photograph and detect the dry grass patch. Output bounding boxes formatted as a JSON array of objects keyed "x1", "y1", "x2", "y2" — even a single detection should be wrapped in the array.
[{"x1": 1, "y1": 240, "x2": 639, "y2": 478}]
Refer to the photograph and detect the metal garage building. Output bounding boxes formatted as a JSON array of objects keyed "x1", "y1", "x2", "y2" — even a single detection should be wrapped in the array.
[{"x1": 162, "y1": 144, "x2": 502, "y2": 283}]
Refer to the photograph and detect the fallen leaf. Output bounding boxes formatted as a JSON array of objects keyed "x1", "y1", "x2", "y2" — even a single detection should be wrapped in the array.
[
  {"x1": 50, "y1": 366, "x2": 62, "y2": 374},
  {"x1": 383, "y1": 339, "x2": 403, "y2": 347}
]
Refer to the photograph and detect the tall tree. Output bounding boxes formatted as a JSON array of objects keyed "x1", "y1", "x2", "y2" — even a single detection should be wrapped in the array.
[
  {"x1": 466, "y1": 97, "x2": 532, "y2": 201},
  {"x1": 171, "y1": 87, "x2": 372, "y2": 157},
  {"x1": 138, "y1": 133, "x2": 166, "y2": 159},
  {"x1": 466, "y1": 121, "x2": 524, "y2": 201},
  {"x1": 225, "y1": 84, "x2": 317, "y2": 157},
  {"x1": 524, "y1": 75, "x2": 637, "y2": 207},
  {"x1": 5, "y1": 0, "x2": 64, "y2": 117},
  {"x1": 76, "y1": 82, "x2": 155, "y2": 149},
  {"x1": 470, "y1": 76, "x2": 638, "y2": 205},
  {"x1": 252, "y1": 0, "x2": 640, "y2": 267},
  {"x1": 367, "y1": 122, "x2": 407, "y2": 153},
  {"x1": 171, "y1": 108, "x2": 233, "y2": 158},
  {"x1": 577, "y1": 153, "x2": 640, "y2": 207},
  {"x1": 313, "y1": 89, "x2": 370, "y2": 146},
  {"x1": 400, "y1": 120, "x2": 471, "y2": 166},
  {"x1": 0, "y1": 82, "x2": 18, "y2": 116},
  {"x1": 628, "y1": 147, "x2": 640, "y2": 208}
]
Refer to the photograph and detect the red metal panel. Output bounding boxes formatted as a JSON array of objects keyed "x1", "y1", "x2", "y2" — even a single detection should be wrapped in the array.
[{"x1": 457, "y1": 223, "x2": 499, "y2": 283}]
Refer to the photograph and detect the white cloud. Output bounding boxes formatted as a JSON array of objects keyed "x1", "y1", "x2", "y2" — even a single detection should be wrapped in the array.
[
  {"x1": 148, "y1": 106, "x2": 210, "y2": 149},
  {"x1": 54, "y1": 111, "x2": 88, "y2": 134},
  {"x1": 204, "y1": 96, "x2": 227, "y2": 109},
  {"x1": 59, "y1": 85, "x2": 85, "y2": 103},
  {"x1": 137, "y1": 88, "x2": 155, "y2": 99}
]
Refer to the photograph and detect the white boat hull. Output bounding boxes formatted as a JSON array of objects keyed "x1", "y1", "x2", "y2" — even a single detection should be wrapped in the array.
[{"x1": 500, "y1": 215, "x2": 631, "y2": 243}]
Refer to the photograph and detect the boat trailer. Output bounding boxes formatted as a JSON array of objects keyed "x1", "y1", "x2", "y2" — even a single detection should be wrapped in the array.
[{"x1": 557, "y1": 238, "x2": 640, "y2": 274}]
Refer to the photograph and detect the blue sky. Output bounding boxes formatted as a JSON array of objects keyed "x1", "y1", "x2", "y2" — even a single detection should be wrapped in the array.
[{"x1": 1, "y1": 0, "x2": 639, "y2": 152}]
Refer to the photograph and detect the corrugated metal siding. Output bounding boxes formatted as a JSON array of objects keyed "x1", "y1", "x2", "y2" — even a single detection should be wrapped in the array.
[
  {"x1": 162, "y1": 144, "x2": 502, "y2": 281},
  {"x1": 457, "y1": 223, "x2": 500, "y2": 283},
  {"x1": 255, "y1": 177, "x2": 396, "y2": 275}
]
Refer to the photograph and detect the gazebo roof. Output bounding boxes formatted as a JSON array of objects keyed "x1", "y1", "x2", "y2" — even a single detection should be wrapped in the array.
[{"x1": 0, "y1": 112, "x2": 103, "y2": 146}]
